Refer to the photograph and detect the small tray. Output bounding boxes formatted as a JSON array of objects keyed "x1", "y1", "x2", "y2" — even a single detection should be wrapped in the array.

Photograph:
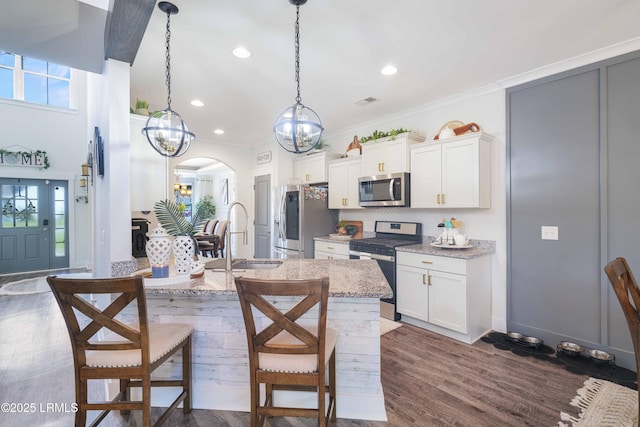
[{"x1": 430, "y1": 242, "x2": 473, "y2": 249}]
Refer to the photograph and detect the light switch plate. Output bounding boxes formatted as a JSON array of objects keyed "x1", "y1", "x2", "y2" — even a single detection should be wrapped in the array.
[{"x1": 541, "y1": 226, "x2": 558, "y2": 240}]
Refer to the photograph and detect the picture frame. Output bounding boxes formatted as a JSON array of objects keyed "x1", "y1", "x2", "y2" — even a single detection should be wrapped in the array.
[
  {"x1": 94, "y1": 126, "x2": 104, "y2": 177},
  {"x1": 222, "y1": 178, "x2": 229, "y2": 205}
]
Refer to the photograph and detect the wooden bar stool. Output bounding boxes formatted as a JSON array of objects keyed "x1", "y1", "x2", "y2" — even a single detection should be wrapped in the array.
[
  {"x1": 235, "y1": 276, "x2": 337, "y2": 427},
  {"x1": 47, "y1": 275, "x2": 193, "y2": 426}
]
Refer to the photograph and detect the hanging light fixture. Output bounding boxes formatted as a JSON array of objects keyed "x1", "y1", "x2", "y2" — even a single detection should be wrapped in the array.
[
  {"x1": 273, "y1": 0, "x2": 323, "y2": 154},
  {"x1": 142, "y1": 1, "x2": 195, "y2": 157}
]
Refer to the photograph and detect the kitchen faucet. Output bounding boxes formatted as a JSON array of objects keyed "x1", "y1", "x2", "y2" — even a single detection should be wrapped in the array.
[{"x1": 225, "y1": 201, "x2": 249, "y2": 270}]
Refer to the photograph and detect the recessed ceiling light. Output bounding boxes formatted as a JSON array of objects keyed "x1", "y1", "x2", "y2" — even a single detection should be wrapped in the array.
[
  {"x1": 191, "y1": 99, "x2": 204, "y2": 107},
  {"x1": 214, "y1": 129, "x2": 225, "y2": 135},
  {"x1": 381, "y1": 65, "x2": 398, "y2": 76},
  {"x1": 232, "y1": 46, "x2": 251, "y2": 59}
]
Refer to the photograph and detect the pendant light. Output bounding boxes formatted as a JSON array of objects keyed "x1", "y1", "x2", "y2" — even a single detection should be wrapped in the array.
[
  {"x1": 142, "y1": 1, "x2": 195, "y2": 158},
  {"x1": 273, "y1": 0, "x2": 323, "y2": 154}
]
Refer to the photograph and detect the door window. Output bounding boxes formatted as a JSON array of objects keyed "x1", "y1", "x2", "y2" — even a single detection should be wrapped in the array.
[{"x1": 1, "y1": 184, "x2": 39, "y2": 228}]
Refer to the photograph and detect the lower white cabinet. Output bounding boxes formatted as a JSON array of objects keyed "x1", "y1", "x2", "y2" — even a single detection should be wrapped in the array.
[
  {"x1": 396, "y1": 251, "x2": 491, "y2": 344},
  {"x1": 314, "y1": 240, "x2": 350, "y2": 260}
]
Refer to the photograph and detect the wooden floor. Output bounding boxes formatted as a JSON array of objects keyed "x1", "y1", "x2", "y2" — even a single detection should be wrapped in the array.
[{"x1": 0, "y1": 272, "x2": 588, "y2": 426}]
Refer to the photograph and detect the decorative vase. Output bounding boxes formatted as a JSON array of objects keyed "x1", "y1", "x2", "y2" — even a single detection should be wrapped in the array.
[
  {"x1": 145, "y1": 226, "x2": 172, "y2": 277},
  {"x1": 135, "y1": 108, "x2": 149, "y2": 116},
  {"x1": 172, "y1": 235, "x2": 195, "y2": 275}
]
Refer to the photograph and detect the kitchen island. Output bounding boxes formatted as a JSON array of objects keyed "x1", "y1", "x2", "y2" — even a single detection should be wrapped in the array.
[{"x1": 133, "y1": 258, "x2": 391, "y2": 421}]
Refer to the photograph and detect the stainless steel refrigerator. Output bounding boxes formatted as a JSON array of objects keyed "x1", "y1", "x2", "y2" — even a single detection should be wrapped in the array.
[{"x1": 273, "y1": 184, "x2": 338, "y2": 259}]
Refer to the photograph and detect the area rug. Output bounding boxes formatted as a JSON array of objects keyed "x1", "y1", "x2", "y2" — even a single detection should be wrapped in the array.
[
  {"x1": 559, "y1": 377, "x2": 638, "y2": 426},
  {"x1": 0, "y1": 272, "x2": 92, "y2": 296},
  {"x1": 0, "y1": 276, "x2": 51, "y2": 295},
  {"x1": 380, "y1": 317, "x2": 402, "y2": 336}
]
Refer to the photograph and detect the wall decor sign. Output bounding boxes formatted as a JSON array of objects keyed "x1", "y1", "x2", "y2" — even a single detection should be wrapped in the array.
[
  {"x1": 256, "y1": 151, "x2": 272, "y2": 164},
  {"x1": 0, "y1": 146, "x2": 50, "y2": 169}
]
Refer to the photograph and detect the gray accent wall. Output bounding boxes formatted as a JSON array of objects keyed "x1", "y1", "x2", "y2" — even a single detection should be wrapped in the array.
[{"x1": 507, "y1": 51, "x2": 640, "y2": 369}]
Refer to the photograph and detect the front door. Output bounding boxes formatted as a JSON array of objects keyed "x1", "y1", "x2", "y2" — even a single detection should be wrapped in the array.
[
  {"x1": 0, "y1": 178, "x2": 69, "y2": 273},
  {"x1": 254, "y1": 174, "x2": 271, "y2": 258}
]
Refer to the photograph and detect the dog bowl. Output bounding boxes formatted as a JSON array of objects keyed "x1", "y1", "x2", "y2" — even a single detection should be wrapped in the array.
[
  {"x1": 522, "y1": 336, "x2": 543, "y2": 347},
  {"x1": 507, "y1": 331, "x2": 523, "y2": 342},
  {"x1": 558, "y1": 341, "x2": 583, "y2": 355},
  {"x1": 586, "y1": 349, "x2": 614, "y2": 362}
]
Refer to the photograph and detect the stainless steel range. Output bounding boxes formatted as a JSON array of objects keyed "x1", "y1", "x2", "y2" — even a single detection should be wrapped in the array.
[{"x1": 349, "y1": 221, "x2": 422, "y2": 320}]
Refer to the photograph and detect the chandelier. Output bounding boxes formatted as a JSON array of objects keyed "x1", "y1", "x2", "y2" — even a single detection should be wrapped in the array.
[
  {"x1": 142, "y1": 1, "x2": 195, "y2": 157},
  {"x1": 273, "y1": 0, "x2": 323, "y2": 154}
]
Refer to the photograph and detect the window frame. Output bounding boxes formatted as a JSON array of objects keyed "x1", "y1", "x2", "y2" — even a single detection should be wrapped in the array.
[{"x1": 0, "y1": 52, "x2": 77, "y2": 109}]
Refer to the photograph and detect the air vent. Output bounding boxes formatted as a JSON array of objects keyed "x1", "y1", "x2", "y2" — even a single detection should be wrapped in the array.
[{"x1": 354, "y1": 97, "x2": 377, "y2": 106}]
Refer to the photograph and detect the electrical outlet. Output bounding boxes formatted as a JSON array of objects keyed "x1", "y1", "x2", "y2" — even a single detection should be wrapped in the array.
[{"x1": 541, "y1": 226, "x2": 558, "y2": 240}]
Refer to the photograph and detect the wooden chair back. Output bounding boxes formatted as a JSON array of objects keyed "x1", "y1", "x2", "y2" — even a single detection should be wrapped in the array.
[
  {"x1": 215, "y1": 220, "x2": 228, "y2": 254},
  {"x1": 604, "y1": 257, "x2": 640, "y2": 420},
  {"x1": 235, "y1": 277, "x2": 329, "y2": 358},
  {"x1": 47, "y1": 275, "x2": 150, "y2": 368}
]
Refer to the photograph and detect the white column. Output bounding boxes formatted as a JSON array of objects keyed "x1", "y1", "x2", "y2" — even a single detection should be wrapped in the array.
[{"x1": 91, "y1": 59, "x2": 132, "y2": 277}]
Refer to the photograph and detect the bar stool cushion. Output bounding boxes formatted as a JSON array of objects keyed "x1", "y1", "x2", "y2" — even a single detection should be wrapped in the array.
[
  {"x1": 259, "y1": 326, "x2": 338, "y2": 373},
  {"x1": 86, "y1": 323, "x2": 194, "y2": 368}
]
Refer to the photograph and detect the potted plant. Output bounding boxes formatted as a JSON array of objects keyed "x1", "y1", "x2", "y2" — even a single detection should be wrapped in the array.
[
  {"x1": 154, "y1": 199, "x2": 208, "y2": 274},
  {"x1": 195, "y1": 195, "x2": 216, "y2": 219},
  {"x1": 135, "y1": 99, "x2": 149, "y2": 116}
]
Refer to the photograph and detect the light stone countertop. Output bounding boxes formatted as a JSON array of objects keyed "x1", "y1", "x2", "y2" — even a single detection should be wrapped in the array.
[
  {"x1": 397, "y1": 239, "x2": 496, "y2": 259},
  {"x1": 314, "y1": 235, "x2": 495, "y2": 260},
  {"x1": 141, "y1": 258, "x2": 392, "y2": 298}
]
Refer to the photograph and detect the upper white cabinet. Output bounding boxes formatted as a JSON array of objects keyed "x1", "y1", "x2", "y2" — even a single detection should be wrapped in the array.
[
  {"x1": 292, "y1": 151, "x2": 340, "y2": 184},
  {"x1": 361, "y1": 133, "x2": 425, "y2": 176},
  {"x1": 410, "y1": 132, "x2": 492, "y2": 208},
  {"x1": 130, "y1": 115, "x2": 165, "y2": 211},
  {"x1": 328, "y1": 157, "x2": 363, "y2": 209}
]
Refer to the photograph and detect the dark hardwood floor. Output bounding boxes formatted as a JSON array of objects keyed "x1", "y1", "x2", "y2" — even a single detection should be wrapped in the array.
[{"x1": 0, "y1": 272, "x2": 587, "y2": 426}]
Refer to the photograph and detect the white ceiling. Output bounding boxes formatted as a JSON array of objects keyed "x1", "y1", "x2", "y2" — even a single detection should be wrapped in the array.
[{"x1": 4, "y1": 1, "x2": 640, "y2": 148}]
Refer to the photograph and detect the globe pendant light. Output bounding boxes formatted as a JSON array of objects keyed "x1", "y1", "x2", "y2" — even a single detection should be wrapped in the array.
[
  {"x1": 142, "y1": 1, "x2": 195, "y2": 158},
  {"x1": 273, "y1": 0, "x2": 323, "y2": 154}
]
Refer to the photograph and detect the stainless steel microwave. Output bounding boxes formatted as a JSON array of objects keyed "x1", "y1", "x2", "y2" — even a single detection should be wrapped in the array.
[{"x1": 358, "y1": 172, "x2": 410, "y2": 207}]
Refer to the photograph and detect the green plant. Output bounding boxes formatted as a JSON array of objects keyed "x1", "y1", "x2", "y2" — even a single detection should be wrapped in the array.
[
  {"x1": 135, "y1": 99, "x2": 149, "y2": 110},
  {"x1": 360, "y1": 128, "x2": 411, "y2": 143},
  {"x1": 153, "y1": 199, "x2": 207, "y2": 237},
  {"x1": 314, "y1": 139, "x2": 330, "y2": 151},
  {"x1": 195, "y1": 195, "x2": 216, "y2": 219}
]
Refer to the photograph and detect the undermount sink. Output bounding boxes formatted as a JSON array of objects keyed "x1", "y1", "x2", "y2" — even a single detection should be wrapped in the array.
[{"x1": 231, "y1": 260, "x2": 283, "y2": 270}]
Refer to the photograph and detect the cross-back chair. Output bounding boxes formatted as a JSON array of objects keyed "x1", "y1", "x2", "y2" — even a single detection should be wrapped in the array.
[
  {"x1": 47, "y1": 275, "x2": 193, "y2": 427},
  {"x1": 604, "y1": 257, "x2": 640, "y2": 421},
  {"x1": 234, "y1": 276, "x2": 337, "y2": 427}
]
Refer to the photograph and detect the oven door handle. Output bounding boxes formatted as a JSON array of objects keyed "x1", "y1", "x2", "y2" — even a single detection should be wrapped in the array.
[{"x1": 349, "y1": 250, "x2": 395, "y2": 263}]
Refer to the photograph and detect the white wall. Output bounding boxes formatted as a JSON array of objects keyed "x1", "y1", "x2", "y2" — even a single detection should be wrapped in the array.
[{"x1": 0, "y1": 72, "x2": 91, "y2": 269}]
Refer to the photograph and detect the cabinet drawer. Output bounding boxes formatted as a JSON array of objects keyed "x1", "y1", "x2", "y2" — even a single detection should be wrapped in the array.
[
  {"x1": 315, "y1": 240, "x2": 350, "y2": 256},
  {"x1": 396, "y1": 251, "x2": 466, "y2": 275}
]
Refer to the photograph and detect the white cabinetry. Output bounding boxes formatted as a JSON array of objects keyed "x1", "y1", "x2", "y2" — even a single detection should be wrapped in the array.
[
  {"x1": 314, "y1": 240, "x2": 350, "y2": 259},
  {"x1": 328, "y1": 157, "x2": 363, "y2": 209},
  {"x1": 410, "y1": 132, "x2": 492, "y2": 208},
  {"x1": 396, "y1": 251, "x2": 491, "y2": 344},
  {"x1": 292, "y1": 151, "x2": 340, "y2": 184},
  {"x1": 130, "y1": 115, "x2": 165, "y2": 211},
  {"x1": 361, "y1": 133, "x2": 425, "y2": 176}
]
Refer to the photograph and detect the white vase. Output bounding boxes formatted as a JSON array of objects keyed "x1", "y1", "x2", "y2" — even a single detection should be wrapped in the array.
[
  {"x1": 172, "y1": 235, "x2": 195, "y2": 275},
  {"x1": 145, "y1": 226, "x2": 173, "y2": 271}
]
